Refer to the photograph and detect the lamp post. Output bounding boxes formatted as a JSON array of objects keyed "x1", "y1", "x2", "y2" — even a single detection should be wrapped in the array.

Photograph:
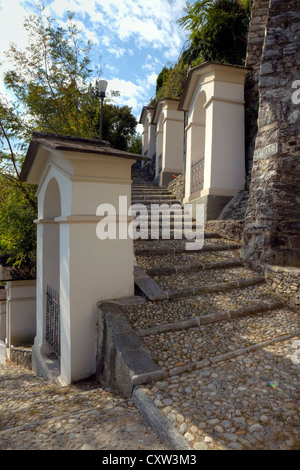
[{"x1": 98, "y1": 79, "x2": 108, "y2": 141}]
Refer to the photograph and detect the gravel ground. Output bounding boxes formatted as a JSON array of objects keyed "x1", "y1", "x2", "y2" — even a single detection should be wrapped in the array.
[
  {"x1": 0, "y1": 364, "x2": 167, "y2": 451},
  {"x1": 144, "y1": 337, "x2": 300, "y2": 450}
]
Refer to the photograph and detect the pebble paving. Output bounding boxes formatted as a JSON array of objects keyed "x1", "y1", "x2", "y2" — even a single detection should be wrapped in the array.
[
  {"x1": 134, "y1": 238, "x2": 238, "y2": 252},
  {"x1": 152, "y1": 266, "x2": 260, "y2": 291},
  {"x1": 1, "y1": 174, "x2": 299, "y2": 451},
  {"x1": 142, "y1": 309, "x2": 299, "y2": 373},
  {"x1": 123, "y1": 285, "x2": 281, "y2": 332},
  {"x1": 131, "y1": 172, "x2": 300, "y2": 451},
  {"x1": 136, "y1": 250, "x2": 238, "y2": 270},
  {"x1": 144, "y1": 337, "x2": 300, "y2": 450},
  {"x1": 0, "y1": 364, "x2": 167, "y2": 451}
]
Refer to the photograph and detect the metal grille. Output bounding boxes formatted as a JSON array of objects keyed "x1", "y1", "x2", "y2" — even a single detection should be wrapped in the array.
[
  {"x1": 46, "y1": 286, "x2": 61, "y2": 358},
  {"x1": 191, "y1": 157, "x2": 204, "y2": 194},
  {"x1": 158, "y1": 154, "x2": 162, "y2": 173}
]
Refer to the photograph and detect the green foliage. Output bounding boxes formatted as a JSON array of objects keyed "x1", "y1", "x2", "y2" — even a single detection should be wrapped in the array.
[
  {"x1": 2, "y1": 11, "x2": 137, "y2": 145},
  {"x1": 180, "y1": 0, "x2": 251, "y2": 66},
  {"x1": 3, "y1": 12, "x2": 97, "y2": 140},
  {"x1": 155, "y1": 61, "x2": 188, "y2": 101},
  {"x1": 0, "y1": 177, "x2": 37, "y2": 272},
  {"x1": 156, "y1": 66, "x2": 171, "y2": 94},
  {"x1": 155, "y1": 0, "x2": 251, "y2": 102},
  {"x1": 101, "y1": 104, "x2": 137, "y2": 151},
  {"x1": 0, "y1": 8, "x2": 138, "y2": 269},
  {"x1": 127, "y1": 133, "x2": 142, "y2": 155},
  {"x1": 178, "y1": 0, "x2": 215, "y2": 39}
]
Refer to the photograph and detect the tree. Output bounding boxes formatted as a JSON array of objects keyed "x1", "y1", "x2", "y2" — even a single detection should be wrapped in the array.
[
  {"x1": 2, "y1": 9, "x2": 137, "y2": 145},
  {"x1": 154, "y1": 1, "x2": 251, "y2": 103},
  {"x1": 101, "y1": 104, "x2": 137, "y2": 151},
  {"x1": 0, "y1": 8, "x2": 138, "y2": 270},
  {"x1": 0, "y1": 176, "x2": 37, "y2": 274},
  {"x1": 155, "y1": 61, "x2": 188, "y2": 101},
  {"x1": 127, "y1": 133, "x2": 142, "y2": 155},
  {"x1": 179, "y1": 0, "x2": 251, "y2": 66}
]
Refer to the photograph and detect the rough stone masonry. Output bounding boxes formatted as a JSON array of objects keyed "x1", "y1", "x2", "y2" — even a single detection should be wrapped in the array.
[
  {"x1": 244, "y1": 0, "x2": 270, "y2": 187},
  {"x1": 241, "y1": 0, "x2": 300, "y2": 270}
]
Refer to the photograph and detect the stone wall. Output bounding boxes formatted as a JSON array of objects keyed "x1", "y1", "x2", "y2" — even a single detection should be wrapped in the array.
[
  {"x1": 10, "y1": 346, "x2": 32, "y2": 370},
  {"x1": 167, "y1": 172, "x2": 185, "y2": 204},
  {"x1": 205, "y1": 220, "x2": 245, "y2": 245},
  {"x1": 242, "y1": 0, "x2": 300, "y2": 270},
  {"x1": 244, "y1": 0, "x2": 270, "y2": 187},
  {"x1": 218, "y1": 190, "x2": 249, "y2": 221},
  {"x1": 96, "y1": 300, "x2": 164, "y2": 398},
  {"x1": 265, "y1": 265, "x2": 300, "y2": 306}
]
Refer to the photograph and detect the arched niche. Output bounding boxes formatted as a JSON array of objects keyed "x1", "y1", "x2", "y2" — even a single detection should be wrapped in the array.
[
  {"x1": 155, "y1": 111, "x2": 165, "y2": 177},
  {"x1": 37, "y1": 177, "x2": 62, "y2": 360},
  {"x1": 143, "y1": 115, "x2": 149, "y2": 157},
  {"x1": 43, "y1": 177, "x2": 61, "y2": 294},
  {"x1": 152, "y1": 98, "x2": 185, "y2": 186},
  {"x1": 188, "y1": 90, "x2": 206, "y2": 196}
]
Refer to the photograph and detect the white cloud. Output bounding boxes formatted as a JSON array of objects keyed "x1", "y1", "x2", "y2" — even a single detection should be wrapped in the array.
[
  {"x1": 0, "y1": 0, "x2": 188, "y2": 119},
  {"x1": 106, "y1": 76, "x2": 154, "y2": 117},
  {"x1": 45, "y1": 0, "x2": 186, "y2": 60},
  {"x1": 0, "y1": 0, "x2": 30, "y2": 94},
  {"x1": 109, "y1": 47, "x2": 126, "y2": 59},
  {"x1": 104, "y1": 63, "x2": 119, "y2": 74}
]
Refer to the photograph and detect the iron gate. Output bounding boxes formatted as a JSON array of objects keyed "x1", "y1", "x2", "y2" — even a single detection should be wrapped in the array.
[{"x1": 46, "y1": 286, "x2": 61, "y2": 357}]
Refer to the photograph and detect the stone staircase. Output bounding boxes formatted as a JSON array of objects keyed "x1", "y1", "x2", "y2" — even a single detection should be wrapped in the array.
[{"x1": 128, "y1": 167, "x2": 300, "y2": 450}]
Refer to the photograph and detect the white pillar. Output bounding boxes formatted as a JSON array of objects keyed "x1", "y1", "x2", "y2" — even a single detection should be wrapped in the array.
[
  {"x1": 21, "y1": 135, "x2": 139, "y2": 386},
  {"x1": 203, "y1": 97, "x2": 245, "y2": 196}
]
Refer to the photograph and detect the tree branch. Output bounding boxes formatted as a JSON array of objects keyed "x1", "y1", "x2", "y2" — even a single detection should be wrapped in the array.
[
  {"x1": 0, "y1": 117, "x2": 20, "y2": 178},
  {"x1": 0, "y1": 119, "x2": 38, "y2": 212}
]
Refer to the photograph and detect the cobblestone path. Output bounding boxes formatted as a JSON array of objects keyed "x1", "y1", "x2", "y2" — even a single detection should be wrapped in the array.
[{"x1": 0, "y1": 362, "x2": 167, "y2": 450}]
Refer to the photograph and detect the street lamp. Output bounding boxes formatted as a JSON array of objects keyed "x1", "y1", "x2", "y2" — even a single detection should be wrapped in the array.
[{"x1": 98, "y1": 79, "x2": 108, "y2": 141}]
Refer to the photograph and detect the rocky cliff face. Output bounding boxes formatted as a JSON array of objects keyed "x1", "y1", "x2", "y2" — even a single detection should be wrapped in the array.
[{"x1": 241, "y1": 0, "x2": 300, "y2": 269}]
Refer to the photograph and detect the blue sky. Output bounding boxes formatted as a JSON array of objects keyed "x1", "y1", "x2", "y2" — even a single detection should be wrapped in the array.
[{"x1": 0, "y1": 0, "x2": 190, "y2": 132}]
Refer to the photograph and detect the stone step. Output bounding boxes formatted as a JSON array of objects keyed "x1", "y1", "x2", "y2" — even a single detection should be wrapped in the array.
[
  {"x1": 123, "y1": 283, "x2": 288, "y2": 335},
  {"x1": 130, "y1": 222, "x2": 198, "y2": 230},
  {"x1": 134, "y1": 243, "x2": 240, "y2": 256},
  {"x1": 132, "y1": 185, "x2": 165, "y2": 190},
  {"x1": 166, "y1": 276, "x2": 265, "y2": 300},
  {"x1": 131, "y1": 194, "x2": 176, "y2": 200},
  {"x1": 132, "y1": 180, "x2": 156, "y2": 185},
  {"x1": 151, "y1": 266, "x2": 259, "y2": 292},
  {"x1": 131, "y1": 211, "x2": 191, "y2": 217},
  {"x1": 131, "y1": 199, "x2": 180, "y2": 205},
  {"x1": 144, "y1": 330, "x2": 300, "y2": 451},
  {"x1": 132, "y1": 179, "x2": 154, "y2": 183},
  {"x1": 141, "y1": 307, "x2": 299, "y2": 377},
  {"x1": 144, "y1": 259, "x2": 243, "y2": 276},
  {"x1": 134, "y1": 265, "x2": 264, "y2": 302},
  {"x1": 132, "y1": 189, "x2": 171, "y2": 194},
  {"x1": 135, "y1": 246, "x2": 238, "y2": 271},
  {"x1": 134, "y1": 231, "x2": 222, "y2": 242}
]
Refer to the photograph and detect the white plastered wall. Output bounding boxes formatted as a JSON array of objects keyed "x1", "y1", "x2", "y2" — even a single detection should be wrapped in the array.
[
  {"x1": 33, "y1": 149, "x2": 135, "y2": 385},
  {"x1": 183, "y1": 64, "x2": 247, "y2": 202}
]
